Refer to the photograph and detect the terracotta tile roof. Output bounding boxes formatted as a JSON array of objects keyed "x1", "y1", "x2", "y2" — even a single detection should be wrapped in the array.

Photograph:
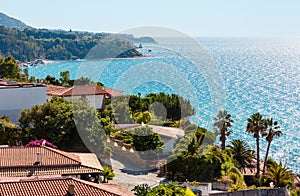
[
  {"x1": 0, "y1": 177, "x2": 134, "y2": 196},
  {"x1": 105, "y1": 88, "x2": 123, "y2": 97},
  {"x1": 72, "y1": 153, "x2": 104, "y2": 171},
  {"x1": 0, "y1": 174, "x2": 62, "y2": 182},
  {"x1": 242, "y1": 160, "x2": 264, "y2": 176},
  {"x1": 47, "y1": 85, "x2": 108, "y2": 96},
  {"x1": 62, "y1": 85, "x2": 108, "y2": 96},
  {"x1": 0, "y1": 165, "x2": 101, "y2": 177},
  {"x1": 46, "y1": 85, "x2": 70, "y2": 96},
  {"x1": 0, "y1": 146, "x2": 80, "y2": 167},
  {"x1": 47, "y1": 85, "x2": 123, "y2": 97},
  {"x1": 0, "y1": 80, "x2": 45, "y2": 88},
  {"x1": 0, "y1": 146, "x2": 103, "y2": 177}
]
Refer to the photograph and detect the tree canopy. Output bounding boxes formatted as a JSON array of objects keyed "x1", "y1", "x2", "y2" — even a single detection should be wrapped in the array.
[
  {"x1": 0, "y1": 26, "x2": 142, "y2": 62},
  {"x1": 18, "y1": 97, "x2": 111, "y2": 158},
  {"x1": 113, "y1": 125, "x2": 164, "y2": 152},
  {"x1": 0, "y1": 115, "x2": 19, "y2": 145},
  {"x1": 0, "y1": 56, "x2": 22, "y2": 79},
  {"x1": 213, "y1": 110, "x2": 234, "y2": 150},
  {"x1": 147, "y1": 183, "x2": 186, "y2": 196},
  {"x1": 111, "y1": 93, "x2": 195, "y2": 124}
]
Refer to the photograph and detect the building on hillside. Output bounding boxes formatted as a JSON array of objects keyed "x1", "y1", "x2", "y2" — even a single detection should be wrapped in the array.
[
  {"x1": 0, "y1": 80, "x2": 46, "y2": 122},
  {"x1": 0, "y1": 176, "x2": 133, "y2": 196},
  {"x1": 104, "y1": 87, "x2": 123, "y2": 97},
  {"x1": 0, "y1": 145, "x2": 103, "y2": 181},
  {"x1": 47, "y1": 85, "x2": 122, "y2": 110}
]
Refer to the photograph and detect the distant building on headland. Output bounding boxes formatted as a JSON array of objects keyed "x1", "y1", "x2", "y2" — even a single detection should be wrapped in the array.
[{"x1": 0, "y1": 79, "x2": 46, "y2": 122}]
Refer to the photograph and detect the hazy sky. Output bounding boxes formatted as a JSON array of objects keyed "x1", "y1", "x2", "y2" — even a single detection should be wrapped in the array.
[{"x1": 1, "y1": 0, "x2": 300, "y2": 37}]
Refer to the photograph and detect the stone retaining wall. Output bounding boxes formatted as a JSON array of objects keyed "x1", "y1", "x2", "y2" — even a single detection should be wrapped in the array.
[
  {"x1": 109, "y1": 137, "x2": 158, "y2": 173},
  {"x1": 209, "y1": 187, "x2": 288, "y2": 196}
]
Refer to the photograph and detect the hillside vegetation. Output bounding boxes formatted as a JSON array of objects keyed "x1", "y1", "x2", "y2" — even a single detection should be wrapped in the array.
[
  {"x1": 0, "y1": 12, "x2": 30, "y2": 29},
  {"x1": 0, "y1": 26, "x2": 143, "y2": 62}
]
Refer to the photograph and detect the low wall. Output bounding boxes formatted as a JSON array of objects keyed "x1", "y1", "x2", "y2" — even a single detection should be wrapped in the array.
[
  {"x1": 209, "y1": 187, "x2": 288, "y2": 196},
  {"x1": 109, "y1": 137, "x2": 158, "y2": 173},
  {"x1": 185, "y1": 183, "x2": 212, "y2": 196},
  {"x1": 212, "y1": 182, "x2": 232, "y2": 191}
]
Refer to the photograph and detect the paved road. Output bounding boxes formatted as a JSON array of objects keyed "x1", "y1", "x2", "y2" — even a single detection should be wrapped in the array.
[{"x1": 110, "y1": 156, "x2": 166, "y2": 191}]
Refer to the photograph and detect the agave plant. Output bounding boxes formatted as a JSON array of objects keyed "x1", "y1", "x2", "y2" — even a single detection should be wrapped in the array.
[{"x1": 266, "y1": 161, "x2": 292, "y2": 187}]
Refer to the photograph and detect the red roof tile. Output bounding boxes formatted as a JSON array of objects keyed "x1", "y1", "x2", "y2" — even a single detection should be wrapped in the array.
[
  {"x1": 46, "y1": 85, "x2": 70, "y2": 96},
  {"x1": 0, "y1": 80, "x2": 44, "y2": 88},
  {"x1": 47, "y1": 85, "x2": 108, "y2": 96},
  {"x1": 0, "y1": 146, "x2": 80, "y2": 167},
  {"x1": 47, "y1": 85, "x2": 123, "y2": 97},
  {"x1": 62, "y1": 85, "x2": 108, "y2": 96},
  {"x1": 0, "y1": 177, "x2": 134, "y2": 196},
  {"x1": 105, "y1": 88, "x2": 123, "y2": 97},
  {"x1": 0, "y1": 146, "x2": 103, "y2": 177}
]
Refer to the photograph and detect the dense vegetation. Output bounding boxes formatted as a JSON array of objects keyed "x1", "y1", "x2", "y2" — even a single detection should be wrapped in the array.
[
  {"x1": 112, "y1": 126, "x2": 164, "y2": 152},
  {"x1": 0, "y1": 56, "x2": 23, "y2": 79},
  {"x1": 18, "y1": 97, "x2": 111, "y2": 159},
  {"x1": 111, "y1": 93, "x2": 195, "y2": 124},
  {"x1": 0, "y1": 55, "x2": 297, "y2": 193},
  {"x1": 0, "y1": 116, "x2": 19, "y2": 145},
  {"x1": 165, "y1": 110, "x2": 293, "y2": 191},
  {"x1": 0, "y1": 25, "x2": 142, "y2": 62}
]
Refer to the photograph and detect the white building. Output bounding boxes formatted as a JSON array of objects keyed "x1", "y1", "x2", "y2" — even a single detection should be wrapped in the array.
[
  {"x1": 0, "y1": 80, "x2": 47, "y2": 122},
  {"x1": 47, "y1": 85, "x2": 109, "y2": 110}
]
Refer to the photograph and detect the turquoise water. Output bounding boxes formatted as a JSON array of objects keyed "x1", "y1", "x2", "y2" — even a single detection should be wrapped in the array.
[{"x1": 28, "y1": 38, "x2": 300, "y2": 173}]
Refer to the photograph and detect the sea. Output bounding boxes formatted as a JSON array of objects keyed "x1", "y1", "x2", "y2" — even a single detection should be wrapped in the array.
[{"x1": 27, "y1": 37, "x2": 300, "y2": 173}]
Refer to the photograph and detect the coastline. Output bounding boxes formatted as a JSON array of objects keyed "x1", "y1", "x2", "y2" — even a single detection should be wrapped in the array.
[{"x1": 22, "y1": 55, "x2": 167, "y2": 66}]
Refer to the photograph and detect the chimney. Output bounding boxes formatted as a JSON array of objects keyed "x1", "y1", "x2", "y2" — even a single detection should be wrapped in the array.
[
  {"x1": 35, "y1": 152, "x2": 40, "y2": 164},
  {"x1": 67, "y1": 183, "x2": 75, "y2": 196}
]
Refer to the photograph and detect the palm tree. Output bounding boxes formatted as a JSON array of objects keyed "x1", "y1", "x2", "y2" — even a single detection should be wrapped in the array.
[
  {"x1": 263, "y1": 118, "x2": 281, "y2": 174},
  {"x1": 101, "y1": 166, "x2": 115, "y2": 183},
  {"x1": 228, "y1": 139, "x2": 255, "y2": 173},
  {"x1": 172, "y1": 127, "x2": 208, "y2": 156},
  {"x1": 187, "y1": 131, "x2": 204, "y2": 155},
  {"x1": 213, "y1": 110, "x2": 234, "y2": 150},
  {"x1": 266, "y1": 161, "x2": 292, "y2": 187},
  {"x1": 246, "y1": 112, "x2": 267, "y2": 180}
]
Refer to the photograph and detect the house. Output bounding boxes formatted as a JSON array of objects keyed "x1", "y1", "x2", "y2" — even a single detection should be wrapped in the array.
[
  {"x1": 0, "y1": 176, "x2": 133, "y2": 196},
  {"x1": 47, "y1": 85, "x2": 107, "y2": 110},
  {"x1": 0, "y1": 80, "x2": 47, "y2": 122},
  {"x1": 47, "y1": 85, "x2": 122, "y2": 110},
  {"x1": 104, "y1": 87, "x2": 123, "y2": 97},
  {"x1": 0, "y1": 145, "x2": 103, "y2": 181}
]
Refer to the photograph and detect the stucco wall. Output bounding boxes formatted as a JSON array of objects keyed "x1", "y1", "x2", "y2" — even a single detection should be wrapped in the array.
[
  {"x1": 0, "y1": 86, "x2": 47, "y2": 122},
  {"x1": 64, "y1": 94, "x2": 105, "y2": 109},
  {"x1": 160, "y1": 135, "x2": 175, "y2": 155}
]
